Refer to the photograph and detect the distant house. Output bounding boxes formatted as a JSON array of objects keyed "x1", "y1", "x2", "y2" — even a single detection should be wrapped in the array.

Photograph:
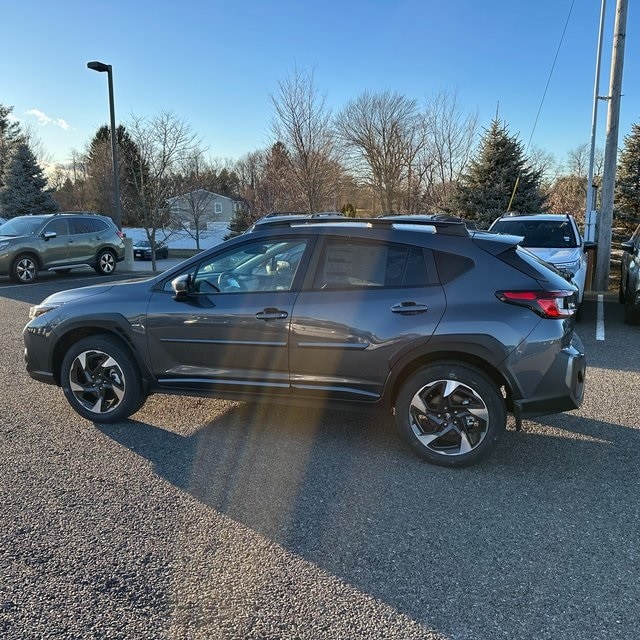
[{"x1": 167, "y1": 189, "x2": 249, "y2": 230}]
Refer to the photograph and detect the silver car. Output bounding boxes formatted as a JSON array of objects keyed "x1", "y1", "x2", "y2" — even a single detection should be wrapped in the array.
[{"x1": 488, "y1": 213, "x2": 594, "y2": 308}]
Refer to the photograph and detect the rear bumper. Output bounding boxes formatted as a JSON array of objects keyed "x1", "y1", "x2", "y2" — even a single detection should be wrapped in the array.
[{"x1": 513, "y1": 337, "x2": 586, "y2": 418}]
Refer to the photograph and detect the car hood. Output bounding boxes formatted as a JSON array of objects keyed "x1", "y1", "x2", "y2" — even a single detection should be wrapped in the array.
[
  {"x1": 525, "y1": 247, "x2": 581, "y2": 264},
  {"x1": 42, "y1": 278, "x2": 149, "y2": 305}
]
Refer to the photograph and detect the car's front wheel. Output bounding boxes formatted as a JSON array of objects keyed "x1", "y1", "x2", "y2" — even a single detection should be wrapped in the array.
[
  {"x1": 95, "y1": 249, "x2": 116, "y2": 275},
  {"x1": 60, "y1": 335, "x2": 146, "y2": 422},
  {"x1": 11, "y1": 254, "x2": 39, "y2": 284},
  {"x1": 395, "y1": 363, "x2": 506, "y2": 467},
  {"x1": 624, "y1": 294, "x2": 640, "y2": 325}
]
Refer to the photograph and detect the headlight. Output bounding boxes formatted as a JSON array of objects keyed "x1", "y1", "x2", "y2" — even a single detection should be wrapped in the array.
[
  {"x1": 29, "y1": 302, "x2": 63, "y2": 319},
  {"x1": 556, "y1": 259, "x2": 581, "y2": 277},
  {"x1": 0, "y1": 241, "x2": 10, "y2": 252}
]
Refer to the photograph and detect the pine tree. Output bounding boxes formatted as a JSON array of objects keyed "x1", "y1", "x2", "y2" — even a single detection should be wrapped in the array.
[
  {"x1": 86, "y1": 124, "x2": 146, "y2": 226},
  {"x1": 0, "y1": 104, "x2": 24, "y2": 191},
  {"x1": 615, "y1": 122, "x2": 640, "y2": 219},
  {"x1": 0, "y1": 143, "x2": 58, "y2": 217},
  {"x1": 453, "y1": 119, "x2": 546, "y2": 228}
]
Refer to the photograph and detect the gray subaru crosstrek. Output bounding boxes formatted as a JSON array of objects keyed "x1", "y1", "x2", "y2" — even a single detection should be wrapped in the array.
[
  {"x1": 0, "y1": 212, "x2": 125, "y2": 283},
  {"x1": 24, "y1": 216, "x2": 586, "y2": 467}
]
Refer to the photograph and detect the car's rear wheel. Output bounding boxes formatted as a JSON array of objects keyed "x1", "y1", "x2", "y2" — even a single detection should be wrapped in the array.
[
  {"x1": 10, "y1": 254, "x2": 39, "y2": 284},
  {"x1": 60, "y1": 336, "x2": 145, "y2": 422},
  {"x1": 395, "y1": 363, "x2": 506, "y2": 467},
  {"x1": 95, "y1": 249, "x2": 116, "y2": 275}
]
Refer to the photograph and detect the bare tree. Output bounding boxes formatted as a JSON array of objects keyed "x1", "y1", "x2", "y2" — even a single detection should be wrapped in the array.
[
  {"x1": 169, "y1": 153, "x2": 221, "y2": 250},
  {"x1": 271, "y1": 68, "x2": 342, "y2": 212},
  {"x1": 335, "y1": 91, "x2": 423, "y2": 213},
  {"x1": 524, "y1": 145, "x2": 557, "y2": 186},
  {"x1": 413, "y1": 90, "x2": 479, "y2": 211},
  {"x1": 123, "y1": 111, "x2": 201, "y2": 270}
]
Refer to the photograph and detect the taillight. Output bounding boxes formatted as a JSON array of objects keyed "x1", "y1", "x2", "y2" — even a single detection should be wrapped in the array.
[
  {"x1": 116, "y1": 231, "x2": 125, "y2": 239},
  {"x1": 496, "y1": 290, "x2": 576, "y2": 318}
]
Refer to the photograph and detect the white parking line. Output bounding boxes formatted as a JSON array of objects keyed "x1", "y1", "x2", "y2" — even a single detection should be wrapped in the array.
[{"x1": 596, "y1": 294, "x2": 605, "y2": 341}]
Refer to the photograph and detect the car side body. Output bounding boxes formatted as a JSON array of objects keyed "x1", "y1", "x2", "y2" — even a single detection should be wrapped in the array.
[
  {"x1": 24, "y1": 217, "x2": 586, "y2": 467},
  {"x1": 0, "y1": 212, "x2": 124, "y2": 283},
  {"x1": 619, "y1": 223, "x2": 640, "y2": 324}
]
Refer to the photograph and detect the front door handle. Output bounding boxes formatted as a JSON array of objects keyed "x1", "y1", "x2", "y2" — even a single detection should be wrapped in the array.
[
  {"x1": 256, "y1": 308, "x2": 289, "y2": 320},
  {"x1": 391, "y1": 302, "x2": 429, "y2": 315}
]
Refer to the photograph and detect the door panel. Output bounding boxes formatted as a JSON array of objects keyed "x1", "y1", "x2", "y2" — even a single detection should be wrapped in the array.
[
  {"x1": 290, "y1": 238, "x2": 446, "y2": 401},
  {"x1": 145, "y1": 235, "x2": 312, "y2": 394},
  {"x1": 146, "y1": 290, "x2": 297, "y2": 393},
  {"x1": 39, "y1": 219, "x2": 69, "y2": 267}
]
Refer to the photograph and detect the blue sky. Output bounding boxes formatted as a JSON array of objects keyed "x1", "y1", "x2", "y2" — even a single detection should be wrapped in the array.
[{"x1": 2, "y1": 0, "x2": 638, "y2": 170}]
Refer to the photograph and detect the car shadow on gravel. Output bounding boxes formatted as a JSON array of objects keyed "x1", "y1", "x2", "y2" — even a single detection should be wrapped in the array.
[{"x1": 96, "y1": 402, "x2": 640, "y2": 638}]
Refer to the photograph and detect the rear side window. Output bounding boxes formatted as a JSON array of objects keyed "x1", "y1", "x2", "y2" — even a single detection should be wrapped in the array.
[
  {"x1": 93, "y1": 219, "x2": 110, "y2": 232},
  {"x1": 70, "y1": 218, "x2": 94, "y2": 234},
  {"x1": 433, "y1": 251, "x2": 474, "y2": 284},
  {"x1": 313, "y1": 239, "x2": 429, "y2": 289}
]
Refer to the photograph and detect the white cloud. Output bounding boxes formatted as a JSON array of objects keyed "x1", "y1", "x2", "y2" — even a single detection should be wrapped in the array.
[{"x1": 26, "y1": 108, "x2": 71, "y2": 130}]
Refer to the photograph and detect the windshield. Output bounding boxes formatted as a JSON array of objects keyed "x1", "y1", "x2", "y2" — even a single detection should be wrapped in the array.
[
  {"x1": 0, "y1": 216, "x2": 45, "y2": 237},
  {"x1": 490, "y1": 219, "x2": 578, "y2": 249}
]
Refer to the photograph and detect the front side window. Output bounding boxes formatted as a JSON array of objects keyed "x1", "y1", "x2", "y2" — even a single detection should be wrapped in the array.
[
  {"x1": 169, "y1": 238, "x2": 309, "y2": 294},
  {"x1": 313, "y1": 239, "x2": 429, "y2": 289},
  {"x1": 43, "y1": 218, "x2": 69, "y2": 236}
]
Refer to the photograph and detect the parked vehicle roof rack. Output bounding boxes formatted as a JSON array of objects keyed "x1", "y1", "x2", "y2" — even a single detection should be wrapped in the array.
[{"x1": 264, "y1": 215, "x2": 470, "y2": 237}]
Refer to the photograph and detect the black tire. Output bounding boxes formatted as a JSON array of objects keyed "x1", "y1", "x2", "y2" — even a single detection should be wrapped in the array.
[
  {"x1": 95, "y1": 249, "x2": 117, "y2": 275},
  {"x1": 395, "y1": 362, "x2": 506, "y2": 467},
  {"x1": 60, "y1": 335, "x2": 145, "y2": 423},
  {"x1": 619, "y1": 276, "x2": 626, "y2": 304},
  {"x1": 10, "y1": 254, "x2": 39, "y2": 284},
  {"x1": 624, "y1": 296, "x2": 640, "y2": 325}
]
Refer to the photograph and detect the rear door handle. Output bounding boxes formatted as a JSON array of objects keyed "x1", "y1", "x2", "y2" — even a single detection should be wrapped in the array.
[
  {"x1": 391, "y1": 302, "x2": 429, "y2": 315},
  {"x1": 256, "y1": 308, "x2": 289, "y2": 320}
]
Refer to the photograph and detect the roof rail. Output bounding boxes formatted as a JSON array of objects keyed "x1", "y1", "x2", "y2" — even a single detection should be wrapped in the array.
[{"x1": 263, "y1": 216, "x2": 470, "y2": 237}]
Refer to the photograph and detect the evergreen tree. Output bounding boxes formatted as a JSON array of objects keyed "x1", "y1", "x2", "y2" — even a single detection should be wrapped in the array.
[
  {"x1": 86, "y1": 124, "x2": 146, "y2": 225},
  {"x1": 615, "y1": 122, "x2": 640, "y2": 219},
  {"x1": 0, "y1": 143, "x2": 58, "y2": 217},
  {"x1": 453, "y1": 119, "x2": 546, "y2": 227},
  {"x1": 0, "y1": 104, "x2": 24, "y2": 191}
]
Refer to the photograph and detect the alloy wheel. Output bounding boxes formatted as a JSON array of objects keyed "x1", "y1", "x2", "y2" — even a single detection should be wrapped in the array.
[
  {"x1": 408, "y1": 379, "x2": 489, "y2": 457},
  {"x1": 68, "y1": 349, "x2": 126, "y2": 415},
  {"x1": 15, "y1": 257, "x2": 37, "y2": 282},
  {"x1": 98, "y1": 252, "x2": 116, "y2": 274}
]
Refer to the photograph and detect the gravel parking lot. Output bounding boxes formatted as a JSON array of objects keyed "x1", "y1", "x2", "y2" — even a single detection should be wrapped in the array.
[{"x1": 1, "y1": 272, "x2": 639, "y2": 640}]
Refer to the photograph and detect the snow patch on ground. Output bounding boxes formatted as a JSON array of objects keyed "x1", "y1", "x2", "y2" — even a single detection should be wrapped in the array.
[{"x1": 123, "y1": 222, "x2": 230, "y2": 251}]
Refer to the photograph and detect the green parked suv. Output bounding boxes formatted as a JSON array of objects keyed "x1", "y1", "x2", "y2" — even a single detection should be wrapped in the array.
[{"x1": 0, "y1": 212, "x2": 125, "y2": 283}]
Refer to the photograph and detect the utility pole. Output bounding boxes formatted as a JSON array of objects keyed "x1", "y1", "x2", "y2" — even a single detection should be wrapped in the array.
[
  {"x1": 585, "y1": 0, "x2": 607, "y2": 243},
  {"x1": 594, "y1": 0, "x2": 628, "y2": 291}
]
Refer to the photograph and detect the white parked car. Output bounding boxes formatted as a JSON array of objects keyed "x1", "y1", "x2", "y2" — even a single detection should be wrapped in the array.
[{"x1": 488, "y1": 213, "x2": 594, "y2": 307}]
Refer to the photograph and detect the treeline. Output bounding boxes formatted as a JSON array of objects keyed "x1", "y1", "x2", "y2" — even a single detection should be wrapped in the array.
[{"x1": 2, "y1": 69, "x2": 640, "y2": 234}]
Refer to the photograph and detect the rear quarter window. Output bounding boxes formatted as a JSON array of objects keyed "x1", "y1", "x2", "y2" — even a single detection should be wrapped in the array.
[{"x1": 432, "y1": 250, "x2": 475, "y2": 284}]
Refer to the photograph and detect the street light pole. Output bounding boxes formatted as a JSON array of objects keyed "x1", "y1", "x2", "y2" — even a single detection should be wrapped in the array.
[{"x1": 87, "y1": 60, "x2": 122, "y2": 230}]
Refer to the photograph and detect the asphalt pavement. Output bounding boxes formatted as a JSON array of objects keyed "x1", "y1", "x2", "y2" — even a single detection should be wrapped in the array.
[{"x1": 0, "y1": 280, "x2": 639, "y2": 639}]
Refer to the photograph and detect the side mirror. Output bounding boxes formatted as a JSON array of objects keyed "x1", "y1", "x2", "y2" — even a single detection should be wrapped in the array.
[
  {"x1": 171, "y1": 273, "x2": 192, "y2": 299},
  {"x1": 621, "y1": 240, "x2": 634, "y2": 253},
  {"x1": 42, "y1": 231, "x2": 57, "y2": 240},
  {"x1": 583, "y1": 240, "x2": 597, "y2": 251}
]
